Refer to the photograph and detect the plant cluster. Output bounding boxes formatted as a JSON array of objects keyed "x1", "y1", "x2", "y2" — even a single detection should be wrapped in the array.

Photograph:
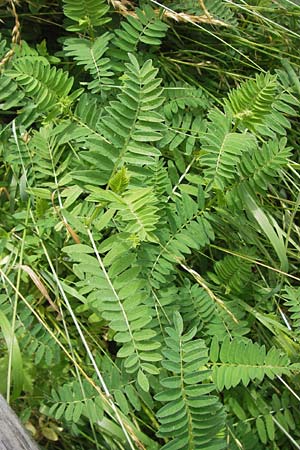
[{"x1": 0, "y1": 0, "x2": 300, "y2": 449}]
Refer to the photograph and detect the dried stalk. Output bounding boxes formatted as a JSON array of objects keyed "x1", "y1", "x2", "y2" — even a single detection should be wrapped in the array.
[
  {"x1": 109, "y1": 0, "x2": 229, "y2": 27},
  {"x1": 0, "y1": 0, "x2": 21, "y2": 69}
]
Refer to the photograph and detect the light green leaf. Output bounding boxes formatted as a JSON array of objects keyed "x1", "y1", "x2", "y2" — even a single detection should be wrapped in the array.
[{"x1": 137, "y1": 369, "x2": 149, "y2": 392}]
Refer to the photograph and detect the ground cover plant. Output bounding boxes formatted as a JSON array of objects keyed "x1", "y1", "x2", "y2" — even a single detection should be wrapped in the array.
[{"x1": 0, "y1": 0, "x2": 300, "y2": 449}]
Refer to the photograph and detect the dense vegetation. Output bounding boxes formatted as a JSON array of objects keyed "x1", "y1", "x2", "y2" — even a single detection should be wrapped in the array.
[{"x1": 1, "y1": 0, "x2": 300, "y2": 449}]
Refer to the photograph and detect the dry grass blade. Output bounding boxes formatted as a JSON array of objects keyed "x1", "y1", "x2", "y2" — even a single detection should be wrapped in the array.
[
  {"x1": 109, "y1": 0, "x2": 229, "y2": 26},
  {"x1": 0, "y1": 0, "x2": 21, "y2": 69},
  {"x1": 15, "y1": 264, "x2": 60, "y2": 314}
]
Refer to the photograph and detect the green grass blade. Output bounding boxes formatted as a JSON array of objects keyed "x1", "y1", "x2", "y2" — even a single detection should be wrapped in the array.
[
  {"x1": 0, "y1": 310, "x2": 24, "y2": 400},
  {"x1": 240, "y1": 186, "x2": 289, "y2": 271}
]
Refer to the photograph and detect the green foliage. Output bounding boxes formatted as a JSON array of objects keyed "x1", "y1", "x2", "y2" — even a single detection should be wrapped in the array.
[
  {"x1": 163, "y1": 82, "x2": 210, "y2": 119},
  {"x1": 1, "y1": 1, "x2": 300, "y2": 449},
  {"x1": 282, "y1": 286, "x2": 300, "y2": 334},
  {"x1": 210, "y1": 336, "x2": 292, "y2": 390},
  {"x1": 63, "y1": 0, "x2": 110, "y2": 32},
  {"x1": 209, "y1": 252, "x2": 254, "y2": 294},
  {"x1": 46, "y1": 380, "x2": 104, "y2": 423},
  {"x1": 160, "y1": 82, "x2": 210, "y2": 154},
  {"x1": 156, "y1": 313, "x2": 226, "y2": 450},
  {"x1": 87, "y1": 186, "x2": 160, "y2": 242},
  {"x1": 147, "y1": 192, "x2": 214, "y2": 288},
  {"x1": 63, "y1": 242, "x2": 161, "y2": 391},
  {"x1": 63, "y1": 33, "x2": 113, "y2": 93},
  {"x1": 200, "y1": 108, "x2": 256, "y2": 190},
  {"x1": 227, "y1": 137, "x2": 292, "y2": 204},
  {"x1": 72, "y1": 53, "x2": 165, "y2": 183},
  {"x1": 109, "y1": 167, "x2": 130, "y2": 194},
  {"x1": 225, "y1": 73, "x2": 278, "y2": 130},
  {"x1": 6, "y1": 59, "x2": 74, "y2": 112},
  {"x1": 0, "y1": 73, "x2": 24, "y2": 110},
  {"x1": 111, "y1": 5, "x2": 168, "y2": 58}
]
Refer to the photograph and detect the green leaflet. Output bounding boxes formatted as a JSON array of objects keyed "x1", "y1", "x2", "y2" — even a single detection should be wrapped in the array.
[
  {"x1": 211, "y1": 336, "x2": 291, "y2": 390},
  {"x1": 47, "y1": 380, "x2": 104, "y2": 423},
  {"x1": 160, "y1": 82, "x2": 210, "y2": 155},
  {"x1": 0, "y1": 73, "x2": 24, "y2": 110},
  {"x1": 163, "y1": 81, "x2": 210, "y2": 119},
  {"x1": 109, "y1": 167, "x2": 130, "y2": 194}
]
